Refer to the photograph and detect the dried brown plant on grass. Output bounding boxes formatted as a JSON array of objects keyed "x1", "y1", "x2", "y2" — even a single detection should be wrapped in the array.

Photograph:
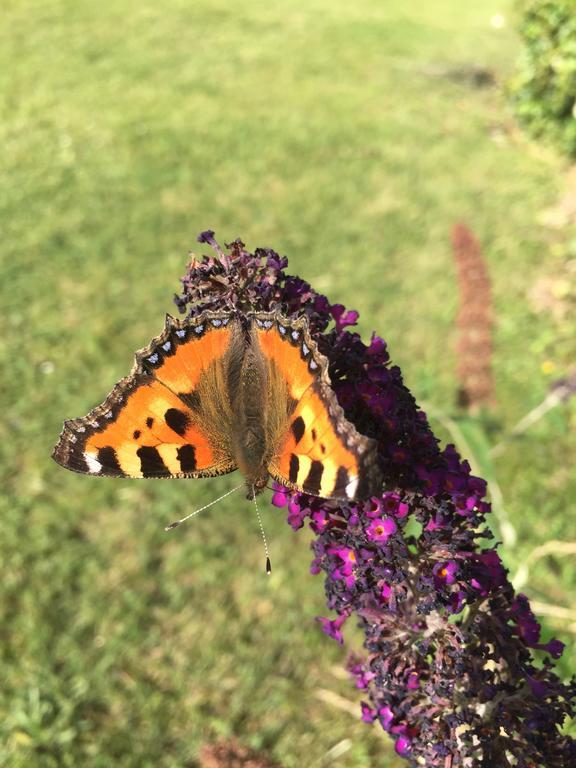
[
  {"x1": 451, "y1": 223, "x2": 495, "y2": 410},
  {"x1": 199, "y1": 738, "x2": 281, "y2": 768}
]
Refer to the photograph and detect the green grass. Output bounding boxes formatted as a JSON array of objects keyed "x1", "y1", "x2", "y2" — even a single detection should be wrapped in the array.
[{"x1": 1, "y1": 1, "x2": 575, "y2": 765}]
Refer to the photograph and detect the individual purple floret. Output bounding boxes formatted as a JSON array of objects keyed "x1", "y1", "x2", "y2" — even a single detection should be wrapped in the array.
[{"x1": 175, "y1": 233, "x2": 575, "y2": 768}]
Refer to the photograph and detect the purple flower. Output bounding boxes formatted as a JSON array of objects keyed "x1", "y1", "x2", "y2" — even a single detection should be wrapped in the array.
[
  {"x1": 528, "y1": 676, "x2": 550, "y2": 698},
  {"x1": 511, "y1": 594, "x2": 542, "y2": 644},
  {"x1": 448, "y1": 589, "x2": 466, "y2": 614},
  {"x1": 310, "y1": 509, "x2": 330, "y2": 533},
  {"x1": 433, "y1": 560, "x2": 459, "y2": 588},
  {"x1": 405, "y1": 670, "x2": 420, "y2": 690},
  {"x1": 510, "y1": 594, "x2": 565, "y2": 658},
  {"x1": 271, "y1": 489, "x2": 288, "y2": 508},
  {"x1": 366, "y1": 497, "x2": 383, "y2": 518},
  {"x1": 331, "y1": 303, "x2": 359, "y2": 331},
  {"x1": 396, "y1": 501, "x2": 409, "y2": 518},
  {"x1": 330, "y1": 546, "x2": 358, "y2": 571},
  {"x1": 196, "y1": 229, "x2": 216, "y2": 244},
  {"x1": 469, "y1": 548, "x2": 507, "y2": 594},
  {"x1": 287, "y1": 500, "x2": 307, "y2": 530},
  {"x1": 380, "y1": 581, "x2": 393, "y2": 600},
  {"x1": 425, "y1": 511, "x2": 445, "y2": 531},
  {"x1": 366, "y1": 517, "x2": 397, "y2": 542},
  {"x1": 367, "y1": 333, "x2": 388, "y2": 359},
  {"x1": 349, "y1": 659, "x2": 376, "y2": 690},
  {"x1": 317, "y1": 613, "x2": 348, "y2": 645},
  {"x1": 378, "y1": 705, "x2": 394, "y2": 730},
  {"x1": 395, "y1": 736, "x2": 412, "y2": 757},
  {"x1": 381, "y1": 492, "x2": 401, "y2": 514},
  {"x1": 174, "y1": 233, "x2": 576, "y2": 768},
  {"x1": 361, "y1": 701, "x2": 376, "y2": 723}
]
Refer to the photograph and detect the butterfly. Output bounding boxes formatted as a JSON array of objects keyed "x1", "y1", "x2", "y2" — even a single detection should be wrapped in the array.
[{"x1": 52, "y1": 309, "x2": 383, "y2": 502}]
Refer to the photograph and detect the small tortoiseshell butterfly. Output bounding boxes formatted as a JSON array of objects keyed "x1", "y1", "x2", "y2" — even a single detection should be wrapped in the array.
[{"x1": 53, "y1": 309, "x2": 382, "y2": 501}]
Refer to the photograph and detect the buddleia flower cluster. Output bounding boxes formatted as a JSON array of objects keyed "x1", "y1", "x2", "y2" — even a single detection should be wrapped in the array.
[{"x1": 175, "y1": 232, "x2": 575, "y2": 767}]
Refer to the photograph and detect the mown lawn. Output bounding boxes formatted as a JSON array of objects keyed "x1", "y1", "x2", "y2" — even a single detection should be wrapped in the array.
[{"x1": 1, "y1": 0, "x2": 574, "y2": 766}]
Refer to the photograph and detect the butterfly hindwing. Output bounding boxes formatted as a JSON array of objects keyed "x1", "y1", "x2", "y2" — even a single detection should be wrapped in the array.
[
  {"x1": 252, "y1": 311, "x2": 382, "y2": 501},
  {"x1": 52, "y1": 311, "x2": 238, "y2": 479}
]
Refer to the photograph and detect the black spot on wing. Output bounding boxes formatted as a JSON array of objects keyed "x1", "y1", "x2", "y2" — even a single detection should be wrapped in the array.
[
  {"x1": 146, "y1": 417, "x2": 154, "y2": 428},
  {"x1": 304, "y1": 460, "x2": 324, "y2": 495},
  {"x1": 291, "y1": 416, "x2": 305, "y2": 444},
  {"x1": 97, "y1": 446, "x2": 124, "y2": 476},
  {"x1": 289, "y1": 454, "x2": 299, "y2": 484},
  {"x1": 177, "y1": 444, "x2": 197, "y2": 472},
  {"x1": 133, "y1": 430, "x2": 141, "y2": 440},
  {"x1": 334, "y1": 466, "x2": 350, "y2": 496},
  {"x1": 137, "y1": 446, "x2": 169, "y2": 477},
  {"x1": 356, "y1": 467, "x2": 380, "y2": 501},
  {"x1": 165, "y1": 407, "x2": 189, "y2": 436}
]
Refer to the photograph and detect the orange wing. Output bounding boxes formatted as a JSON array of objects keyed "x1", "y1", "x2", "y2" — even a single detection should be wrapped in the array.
[
  {"x1": 252, "y1": 311, "x2": 382, "y2": 501},
  {"x1": 52, "y1": 311, "x2": 238, "y2": 479}
]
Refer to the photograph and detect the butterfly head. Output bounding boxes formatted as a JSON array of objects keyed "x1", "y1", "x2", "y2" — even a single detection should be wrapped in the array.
[{"x1": 245, "y1": 473, "x2": 269, "y2": 500}]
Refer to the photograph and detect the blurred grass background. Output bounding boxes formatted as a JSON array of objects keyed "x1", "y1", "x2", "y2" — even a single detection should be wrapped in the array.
[{"x1": 1, "y1": 0, "x2": 575, "y2": 766}]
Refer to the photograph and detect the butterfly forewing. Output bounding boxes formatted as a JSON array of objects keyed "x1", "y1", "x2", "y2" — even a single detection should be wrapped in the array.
[
  {"x1": 52, "y1": 311, "x2": 238, "y2": 479},
  {"x1": 252, "y1": 311, "x2": 383, "y2": 501}
]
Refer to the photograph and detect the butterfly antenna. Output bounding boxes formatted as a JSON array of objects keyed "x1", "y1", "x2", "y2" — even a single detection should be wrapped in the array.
[
  {"x1": 252, "y1": 486, "x2": 272, "y2": 575},
  {"x1": 165, "y1": 482, "x2": 244, "y2": 531}
]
